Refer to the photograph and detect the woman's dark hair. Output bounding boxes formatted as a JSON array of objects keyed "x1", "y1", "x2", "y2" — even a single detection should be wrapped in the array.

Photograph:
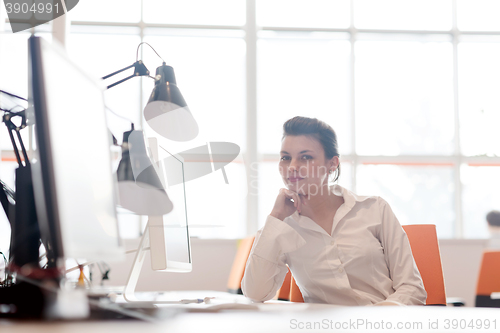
[{"x1": 282, "y1": 116, "x2": 341, "y2": 183}]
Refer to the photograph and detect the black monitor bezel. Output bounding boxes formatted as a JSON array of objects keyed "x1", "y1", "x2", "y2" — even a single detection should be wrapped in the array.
[{"x1": 28, "y1": 35, "x2": 64, "y2": 264}]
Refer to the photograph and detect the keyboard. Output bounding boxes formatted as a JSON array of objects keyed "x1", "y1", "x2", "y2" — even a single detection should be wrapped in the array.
[{"x1": 88, "y1": 290, "x2": 259, "y2": 320}]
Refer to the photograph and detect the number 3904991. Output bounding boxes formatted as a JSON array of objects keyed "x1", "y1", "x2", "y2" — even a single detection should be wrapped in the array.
[{"x1": 5, "y1": 2, "x2": 60, "y2": 14}]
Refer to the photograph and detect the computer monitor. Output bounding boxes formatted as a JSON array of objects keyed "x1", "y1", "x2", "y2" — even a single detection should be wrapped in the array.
[
  {"x1": 124, "y1": 120, "x2": 192, "y2": 302},
  {"x1": 28, "y1": 35, "x2": 124, "y2": 265},
  {"x1": 148, "y1": 138, "x2": 191, "y2": 272}
]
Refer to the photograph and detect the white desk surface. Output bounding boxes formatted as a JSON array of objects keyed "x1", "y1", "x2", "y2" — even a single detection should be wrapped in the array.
[{"x1": 2, "y1": 291, "x2": 500, "y2": 333}]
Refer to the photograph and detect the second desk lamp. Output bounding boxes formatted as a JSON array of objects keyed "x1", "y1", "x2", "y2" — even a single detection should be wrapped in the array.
[{"x1": 103, "y1": 42, "x2": 199, "y2": 215}]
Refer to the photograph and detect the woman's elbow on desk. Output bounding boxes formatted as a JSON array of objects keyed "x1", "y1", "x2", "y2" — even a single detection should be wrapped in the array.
[{"x1": 241, "y1": 276, "x2": 276, "y2": 302}]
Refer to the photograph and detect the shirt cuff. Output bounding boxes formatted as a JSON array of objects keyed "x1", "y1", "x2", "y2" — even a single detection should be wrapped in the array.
[
  {"x1": 252, "y1": 215, "x2": 307, "y2": 264},
  {"x1": 373, "y1": 300, "x2": 405, "y2": 306}
]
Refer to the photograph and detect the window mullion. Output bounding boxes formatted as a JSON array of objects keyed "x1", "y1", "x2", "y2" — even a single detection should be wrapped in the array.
[
  {"x1": 349, "y1": 0, "x2": 357, "y2": 193},
  {"x1": 245, "y1": 0, "x2": 258, "y2": 236},
  {"x1": 452, "y1": 0, "x2": 463, "y2": 238}
]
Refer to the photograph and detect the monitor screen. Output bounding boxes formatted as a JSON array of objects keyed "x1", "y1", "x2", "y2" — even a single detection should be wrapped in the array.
[{"x1": 28, "y1": 36, "x2": 124, "y2": 263}]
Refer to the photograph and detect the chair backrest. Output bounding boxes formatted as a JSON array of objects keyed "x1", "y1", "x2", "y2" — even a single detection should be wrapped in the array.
[
  {"x1": 227, "y1": 236, "x2": 255, "y2": 294},
  {"x1": 402, "y1": 224, "x2": 446, "y2": 305},
  {"x1": 277, "y1": 268, "x2": 292, "y2": 300},
  {"x1": 277, "y1": 269, "x2": 304, "y2": 302},
  {"x1": 290, "y1": 275, "x2": 304, "y2": 302},
  {"x1": 475, "y1": 250, "x2": 500, "y2": 307}
]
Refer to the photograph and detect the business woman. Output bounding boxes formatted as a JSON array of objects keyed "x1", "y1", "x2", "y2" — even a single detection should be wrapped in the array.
[{"x1": 242, "y1": 116, "x2": 426, "y2": 306}]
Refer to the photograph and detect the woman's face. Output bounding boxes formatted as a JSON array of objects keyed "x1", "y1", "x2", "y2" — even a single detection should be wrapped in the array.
[{"x1": 279, "y1": 135, "x2": 338, "y2": 196}]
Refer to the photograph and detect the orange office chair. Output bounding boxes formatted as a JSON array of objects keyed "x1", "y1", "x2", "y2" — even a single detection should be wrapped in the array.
[
  {"x1": 475, "y1": 250, "x2": 500, "y2": 307},
  {"x1": 290, "y1": 275, "x2": 304, "y2": 302},
  {"x1": 227, "y1": 236, "x2": 255, "y2": 294},
  {"x1": 276, "y1": 268, "x2": 292, "y2": 300},
  {"x1": 402, "y1": 224, "x2": 447, "y2": 306},
  {"x1": 274, "y1": 268, "x2": 304, "y2": 302}
]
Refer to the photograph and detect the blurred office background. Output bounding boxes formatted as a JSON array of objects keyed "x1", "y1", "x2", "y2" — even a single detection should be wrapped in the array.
[{"x1": 1, "y1": 0, "x2": 499, "y2": 306}]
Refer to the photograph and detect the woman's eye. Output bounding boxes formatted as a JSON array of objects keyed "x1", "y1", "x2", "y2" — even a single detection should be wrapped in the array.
[
  {"x1": 280, "y1": 156, "x2": 291, "y2": 161},
  {"x1": 301, "y1": 155, "x2": 313, "y2": 160}
]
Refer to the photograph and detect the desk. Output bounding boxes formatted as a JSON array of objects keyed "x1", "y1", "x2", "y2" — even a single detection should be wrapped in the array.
[{"x1": 2, "y1": 299, "x2": 500, "y2": 333}]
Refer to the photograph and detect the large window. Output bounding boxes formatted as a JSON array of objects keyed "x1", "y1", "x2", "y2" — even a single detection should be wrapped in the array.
[
  {"x1": 254, "y1": 0, "x2": 500, "y2": 239},
  {"x1": 1, "y1": 1, "x2": 500, "y2": 241}
]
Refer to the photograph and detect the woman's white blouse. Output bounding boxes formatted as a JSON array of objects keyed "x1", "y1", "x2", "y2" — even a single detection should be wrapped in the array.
[{"x1": 241, "y1": 185, "x2": 427, "y2": 306}]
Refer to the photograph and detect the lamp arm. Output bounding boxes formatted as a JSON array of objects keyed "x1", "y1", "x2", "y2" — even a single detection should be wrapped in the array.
[
  {"x1": 15, "y1": 129, "x2": 29, "y2": 165},
  {"x1": 7, "y1": 127, "x2": 22, "y2": 166},
  {"x1": 102, "y1": 61, "x2": 151, "y2": 90},
  {"x1": 0, "y1": 90, "x2": 28, "y2": 102},
  {"x1": 102, "y1": 63, "x2": 135, "y2": 80},
  {"x1": 105, "y1": 74, "x2": 138, "y2": 90}
]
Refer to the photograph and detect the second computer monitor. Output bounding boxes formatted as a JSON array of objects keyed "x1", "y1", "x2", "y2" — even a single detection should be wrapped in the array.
[{"x1": 29, "y1": 35, "x2": 124, "y2": 264}]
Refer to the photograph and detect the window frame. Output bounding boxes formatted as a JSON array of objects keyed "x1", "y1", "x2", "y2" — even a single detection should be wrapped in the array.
[{"x1": 4, "y1": 0, "x2": 500, "y2": 239}]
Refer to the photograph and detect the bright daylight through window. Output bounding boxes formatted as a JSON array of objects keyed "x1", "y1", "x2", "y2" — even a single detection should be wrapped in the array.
[{"x1": 1, "y1": 0, "x2": 500, "y2": 241}]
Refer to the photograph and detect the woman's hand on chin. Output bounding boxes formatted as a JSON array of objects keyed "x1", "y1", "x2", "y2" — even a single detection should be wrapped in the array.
[{"x1": 270, "y1": 188, "x2": 305, "y2": 221}]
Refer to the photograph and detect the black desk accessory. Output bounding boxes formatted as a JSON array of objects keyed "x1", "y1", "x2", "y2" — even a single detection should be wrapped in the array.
[{"x1": 0, "y1": 90, "x2": 55, "y2": 318}]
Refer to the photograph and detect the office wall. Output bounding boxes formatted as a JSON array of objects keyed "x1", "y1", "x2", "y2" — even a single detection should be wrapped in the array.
[
  {"x1": 102, "y1": 237, "x2": 489, "y2": 307},
  {"x1": 102, "y1": 238, "x2": 238, "y2": 293}
]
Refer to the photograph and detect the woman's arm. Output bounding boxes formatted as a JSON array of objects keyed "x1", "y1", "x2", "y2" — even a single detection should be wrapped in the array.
[
  {"x1": 378, "y1": 198, "x2": 427, "y2": 306},
  {"x1": 242, "y1": 215, "x2": 306, "y2": 302}
]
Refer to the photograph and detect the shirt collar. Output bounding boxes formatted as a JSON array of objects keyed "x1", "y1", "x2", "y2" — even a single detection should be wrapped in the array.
[
  {"x1": 289, "y1": 185, "x2": 372, "y2": 234},
  {"x1": 332, "y1": 184, "x2": 372, "y2": 208}
]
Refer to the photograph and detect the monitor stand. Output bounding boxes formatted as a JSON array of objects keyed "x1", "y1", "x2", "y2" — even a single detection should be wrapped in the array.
[
  {"x1": 123, "y1": 220, "x2": 202, "y2": 305},
  {"x1": 123, "y1": 219, "x2": 151, "y2": 303}
]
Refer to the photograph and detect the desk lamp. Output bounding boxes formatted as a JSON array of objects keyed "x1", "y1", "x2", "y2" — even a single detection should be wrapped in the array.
[
  {"x1": 143, "y1": 64, "x2": 198, "y2": 142},
  {"x1": 116, "y1": 126, "x2": 173, "y2": 215},
  {"x1": 0, "y1": 90, "x2": 57, "y2": 318},
  {"x1": 103, "y1": 42, "x2": 198, "y2": 214},
  {"x1": 0, "y1": 90, "x2": 41, "y2": 270},
  {"x1": 103, "y1": 42, "x2": 199, "y2": 142}
]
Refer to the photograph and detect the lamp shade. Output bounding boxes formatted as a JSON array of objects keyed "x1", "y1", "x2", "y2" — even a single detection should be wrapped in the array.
[
  {"x1": 116, "y1": 129, "x2": 173, "y2": 215},
  {"x1": 143, "y1": 64, "x2": 199, "y2": 142}
]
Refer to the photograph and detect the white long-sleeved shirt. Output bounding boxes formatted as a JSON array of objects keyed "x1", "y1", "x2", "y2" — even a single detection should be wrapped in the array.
[{"x1": 242, "y1": 185, "x2": 427, "y2": 306}]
